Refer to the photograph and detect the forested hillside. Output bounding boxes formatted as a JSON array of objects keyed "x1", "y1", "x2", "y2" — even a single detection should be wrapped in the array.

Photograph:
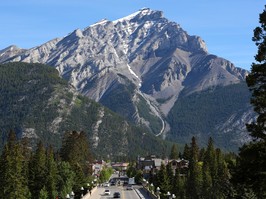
[
  {"x1": 167, "y1": 83, "x2": 253, "y2": 151},
  {"x1": 0, "y1": 62, "x2": 170, "y2": 159}
]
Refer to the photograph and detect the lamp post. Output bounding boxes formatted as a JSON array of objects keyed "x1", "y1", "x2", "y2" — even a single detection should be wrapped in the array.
[
  {"x1": 166, "y1": 191, "x2": 171, "y2": 199},
  {"x1": 150, "y1": 183, "x2": 154, "y2": 194},
  {"x1": 156, "y1": 187, "x2": 160, "y2": 199},
  {"x1": 172, "y1": 194, "x2": 176, "y2": 199},
  {"x1": 66, "y1": 194, "x2": 70, "y2": 199},
  {"x1": 80, "y1": 187, "x2": 84, "y2": 199},
  {"x1": 70, "y1": 191, "x2": 75, "y2": 199},
  {"x1": 142, "y1": 179, "x2": 147, "y2": 187},
  {"x1": 87, "y1": 183, "x2": 90, "y2": 194}
]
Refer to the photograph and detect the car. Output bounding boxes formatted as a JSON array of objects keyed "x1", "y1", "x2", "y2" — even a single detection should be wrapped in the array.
[
  {"x1": 104, "y1": 189, "x2": 111, "y2": 195},
  {"x1": 110, "y1": 181, "x2": 116, "y2": 186},
  {"x1": 103, "y1": 182, "x2": 110, "y2": 187},
  {"x1": 126, "y1": 184, "x2": 133, "y2": 190},
  {"x1": 113, "y1": 192, "x2": 121, "y2": 198}
]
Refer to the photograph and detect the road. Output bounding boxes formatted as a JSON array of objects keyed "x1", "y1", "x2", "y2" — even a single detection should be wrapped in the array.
[
  {"x1": 87, "y1": 185, "x2": 141, "y2": 199},
  {"x1": 85, "y1": 174, "x2": 153, "y2": 199}
]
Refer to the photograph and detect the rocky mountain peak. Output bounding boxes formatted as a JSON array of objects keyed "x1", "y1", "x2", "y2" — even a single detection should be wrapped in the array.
[{"x1": 0, "y1": 9, "x2": 251, "y2": 142}]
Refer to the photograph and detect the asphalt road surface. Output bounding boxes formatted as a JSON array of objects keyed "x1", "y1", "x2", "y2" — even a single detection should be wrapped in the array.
[{"x1": 88, "y1": 185, "x2": 141, "y2": 199}]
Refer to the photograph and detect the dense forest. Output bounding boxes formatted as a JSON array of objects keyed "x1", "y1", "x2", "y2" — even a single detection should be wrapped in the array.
[
  {"x1": 0, "y1": 62, "x2": 170, "y2": 159},
  {"x1": 167, "y1": 82, "x2": 252, "y2": 151},
  {"x1": 0, "y1": 130, "x2": 99, "y2": 199}
]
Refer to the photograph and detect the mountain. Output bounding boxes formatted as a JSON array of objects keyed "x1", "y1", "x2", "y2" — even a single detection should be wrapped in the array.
[
  {"x1": 0, "y1": 8, "x2": 254, "y2": 151},
  {"x1": 0, "y1": 62, "x2": 170, "y2": 159}
]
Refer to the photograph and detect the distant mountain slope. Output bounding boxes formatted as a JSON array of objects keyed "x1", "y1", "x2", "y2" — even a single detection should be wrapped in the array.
[
  {"x1": 0, "y1": 62, "x2": 169, "y2": 159},
  {"x1": 167, "y1": 82, "x2": 253, "y2": 151},
  {"x1": 0, "y1": 8, "x2": 253, "y2": 151}
]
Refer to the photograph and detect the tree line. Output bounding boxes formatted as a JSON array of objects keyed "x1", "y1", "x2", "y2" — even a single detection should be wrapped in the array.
[{"x1": 0, "y1": 130, "x2": 103, "y2": 199}]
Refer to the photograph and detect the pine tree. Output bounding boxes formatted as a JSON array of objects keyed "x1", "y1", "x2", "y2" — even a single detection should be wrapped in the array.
[
  {"x1": 182, "y1": 144, "x2": 190, "y2": 160},
  {"x1": 233, "y1": 6, "x2": 266, "y2": 198},
  {"x1": 246, "y1": 6, "x2": 266, "y2": 141},
  {"x1": 0, "y1": 130, "x2": 30, "y2": 199},
  {"x1": 170, "y1": 144, "x2": 178, "y2": 159},
  {"x1": 166, "y1": 163, "x2": 174, "y2": 193},
  {"x1": 202, "y1": 163, "x2": 212, "y2": 199},
  {"x1": 57, "y1": 161, "x2": 75, "y2": 198},
  {"x1": 186, "y1": 137, "x2": 202, "y2": 199},
  {"x1": 156, "y1": 163, "x2": 171, "y2": 197},
  {"x1": 204, "y1": 137, "x2": 217, "y2": 181},
  {"x1": 46, "y1": 146, "x2": 58, "y2": 199},
  {"x1": 28, "y1": 141, "x2": 47, "y2": 199},
  {"x1": 215, "y1": 148, "x2": 232, "y2": 198},
  {"x1": 60, "y1": 131, "x2": 93, "y2": 175},
  {"x1": 172, "y1": 168, "x2": 186, "y2": 199}
]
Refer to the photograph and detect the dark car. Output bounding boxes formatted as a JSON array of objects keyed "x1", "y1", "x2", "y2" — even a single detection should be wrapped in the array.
[
  {"x1": 113, "y1": 192, "x2": 121, "y2": 198},
  {"x1": 110, "y1": 181, "x2": 116, "y2": 186}
]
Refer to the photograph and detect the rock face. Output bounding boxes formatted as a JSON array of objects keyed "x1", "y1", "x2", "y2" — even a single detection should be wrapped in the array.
[{"x1": 0, "y1": 8, "x2": 253, "y2": 150}]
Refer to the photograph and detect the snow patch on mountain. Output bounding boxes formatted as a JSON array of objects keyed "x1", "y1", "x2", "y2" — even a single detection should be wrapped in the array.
[{"x1": 127, "y1": 64, "x2": 142, "y2": 86}]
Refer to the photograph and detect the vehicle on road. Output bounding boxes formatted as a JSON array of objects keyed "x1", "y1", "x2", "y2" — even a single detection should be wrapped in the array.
[
  {"x1": 104, "y1": 189, "x2": 111, "y2": 195},
  {"x1": 126, "y1": 184, "x2": 133, "y2": 190},
  {"x1": 113, "y1": 192, "x2": 121, "y2": 198},
  {"x1": 103, "y1": 182, "x2": 110, "y2": 187},
  {"x1": 110, "y1": 181, "x2": 116, "y2": 186}
]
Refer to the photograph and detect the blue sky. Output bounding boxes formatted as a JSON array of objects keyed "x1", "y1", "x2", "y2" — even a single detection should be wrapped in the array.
[{"x1": 0, "y1": 1, "x2": 265, "y2": 70}]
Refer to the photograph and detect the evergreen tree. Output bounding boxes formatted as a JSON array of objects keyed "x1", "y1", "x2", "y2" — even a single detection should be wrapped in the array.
[
  {"x1": 202, "y1": 163, "x2": 212, "y2": 199},
  {"x1": 57, "y1": 161, "x2": 75, "y2": 198},
  {"x1": 166, "y1": 163, "x2": 174, "y2": 193},
  {"x1": 170, "y1": 144, "x2": 178, "y2": 159},
  {"x1": 182, "y1": 144, "x2": 190, "y2": 160},
  {"x1": 156, "y1": 163, "x2": 171, "y2": 197},
  {"x1": 60, "y1": 131, "x2": 93, "y2": 175},
  {"x1": 39, "y1": 186, "x2": 49, "y2": 199},
  {"x1": 205, "y1": 137, "x2": 217, "y2": 180},
  {"x1": 172, "y1": 168, "x2": 186, "y2": 199},
  {"x1": 246, "y1": 6, "x2": 266, "y2": 141},
  {"x1": 0, "y1": 130, "x2": 30, "y2": 199},
  {"x1": 46, "y1": 146, "x2": 58, "y2": 199},
  {"x1": 28, "y1": 141, "x2": 47, "y2": 199},
  {"x1": 215, "y1": 149, "x2": 232, "y2": 198},
  {"x1": 199, "y1": 148, "x2": 206, "y2": 162},
  {"x1": 186, "y1": 137, "x2": 202, "y2": 199},
  {"x1": 233, "y1": 6, "x2": 266, "y2": 198}
]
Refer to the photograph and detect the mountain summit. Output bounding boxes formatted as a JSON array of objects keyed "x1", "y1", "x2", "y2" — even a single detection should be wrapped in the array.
[{"x1": 0, "y1": 8, "x2": 253, "y2": 150}]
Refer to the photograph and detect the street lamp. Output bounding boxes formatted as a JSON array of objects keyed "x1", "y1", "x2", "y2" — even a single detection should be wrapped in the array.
[
  {"x1": 167, "y1": 191, "x2": 171, "y2": 199},
  {"x1": 66, "y1": 194, "x2": 70, "y2": 199},
  {"x1": 80, "y1": 187, "x2": 84, "y2": 198},
  {"x1": 70, "y1": 191, "x2": 75, "y2": 199},
  {"x1": 156, "y1": 187, "x2": 160, "y2": 198},
  {"x1": 87, "y1": 183, "x2": 90, "y2": 193},
  {"x1": 172, "y1": 194, "x2": 176, "y2": 199},
  {"x1": 150, "y1": 183, "x2": 154, "y2": 194},
  {"x1": 142, "y1": 179, "x2": 147, "y2": 187}
]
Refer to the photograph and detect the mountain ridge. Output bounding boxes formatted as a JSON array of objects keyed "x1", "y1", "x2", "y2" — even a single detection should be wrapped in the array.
[{"x1": 0, "y1": 8, "x2": 253, "y2": 151}]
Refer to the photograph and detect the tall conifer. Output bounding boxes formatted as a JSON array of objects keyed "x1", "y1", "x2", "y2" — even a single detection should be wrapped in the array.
[
  {"x1": 28, "y1": 141, "x2": 47, "y2": 199},
  {"x1": 233, "y1": 5, "x2": 266, "y2": 198},
  {"x1": 186, "y1": 137, "x2": 202, "y2": 199}
]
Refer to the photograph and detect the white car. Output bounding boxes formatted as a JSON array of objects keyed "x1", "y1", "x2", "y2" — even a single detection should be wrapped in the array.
[
  {"x1": 103, "y1": 182, "x2": 110, "y2": 187},
  {"x1": 104, "y1": 189, "x2": 111, "y2": 195},
  {"x1": 126, "y1": 185, "x2": 133, "y2": 190}
]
